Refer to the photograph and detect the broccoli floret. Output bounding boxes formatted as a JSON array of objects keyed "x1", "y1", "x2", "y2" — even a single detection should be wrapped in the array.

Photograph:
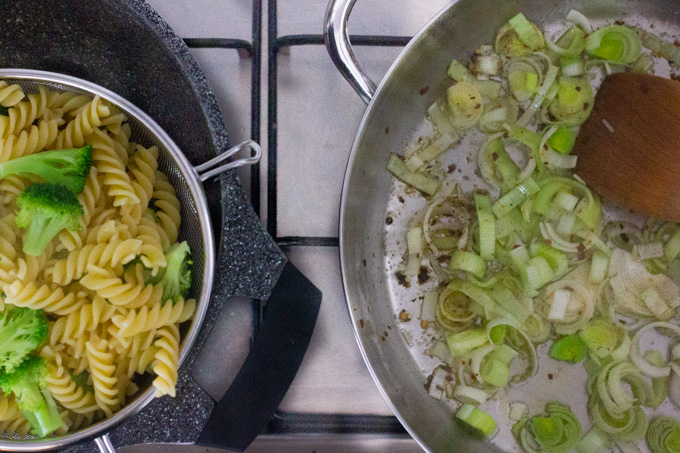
[
  {"x1": 15, "y1": 183, "x2": 84, "y2": 256},
  {"x1": 0, "y1": 355, "x2": 64, "y2": 438},
  {"x1": 152, "y1": 241, "x2": 192, "y2": 304},
  {"x1": 0, "y1": 146, "x2": 92, "y2": 194},
  {"x1": 0, "y1": 307, "x2": 47, "y2": 373}
]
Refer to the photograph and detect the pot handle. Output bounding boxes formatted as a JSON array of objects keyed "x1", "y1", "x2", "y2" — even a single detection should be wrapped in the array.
[
  {"x1": 324, "y1": 0, "x2": 376, "y2": 104},
  {"x1": 193, "y1": 140, "x2": 262, "y2": 182},
  {"x1": 194, "y1": 261, "x2": 322, "y2": 450}
]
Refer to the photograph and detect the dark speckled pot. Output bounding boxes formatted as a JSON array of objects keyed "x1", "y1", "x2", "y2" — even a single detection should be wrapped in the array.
[{"x1": 0, "y1": 0, "x2": 285, "y2": 450}]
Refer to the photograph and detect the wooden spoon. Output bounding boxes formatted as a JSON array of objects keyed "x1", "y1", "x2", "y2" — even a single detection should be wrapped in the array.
[{"x1": 573, "y1": 72, "x2": 680, "y2": 222}]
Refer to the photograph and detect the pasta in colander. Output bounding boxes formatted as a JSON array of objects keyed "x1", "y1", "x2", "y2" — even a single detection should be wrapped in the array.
[{"x1": 0, "y1": 84, "x2": 195, "y2": 435}]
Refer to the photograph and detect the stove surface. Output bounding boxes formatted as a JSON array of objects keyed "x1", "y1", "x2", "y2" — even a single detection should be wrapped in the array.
[{"x1": 143, "y1": 0, "x2": 452, "y2": 450}]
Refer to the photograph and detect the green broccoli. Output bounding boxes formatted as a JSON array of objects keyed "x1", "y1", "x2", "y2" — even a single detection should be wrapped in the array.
[
  {"x1": 15, "y1": 183, "x2": 84, "y2": 256},
  {"x1": 152, "y1": 241, "x2": 192, "y2": 303},
  {"x1": 0, "y1": 307, "x2": 47, "y2": 373},
  {"x1": 0, "y1": 146, "x2": 92, "y2": 194},
  {"x1": 0, "y1": 355, "x2": 64, "y2": 438}
]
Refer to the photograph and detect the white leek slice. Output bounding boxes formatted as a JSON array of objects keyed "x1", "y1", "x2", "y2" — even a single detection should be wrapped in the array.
[
  {"x1": 553, "y1": 191, "x2": 579, "y2": 212},
  {"x1": 454, "y1": 385, "x2": 488, "y2": 405},
  {"x1": 642, "y1": 287, "x2": 674, "y2": 321},
  {"x1": 566, "y1": 10, "x2": 592, "y2": 32},
  {"x1": 634, "y1": 242, "x2": 664, "y2": 261},
  {"x1": 428, "y1": 368, "x2": 450, "y2": 400},
  {"x1": 447, "y1": 82, "x2": 484, "y2": 130},
  {"x1": 431, "y1": 340, "x2": 452, "y2": 363},
  {"x1": 556, "y1": 213, "x2": 576, "y2": 236},
  {"x1": 405, "y1": 227, "x2": 423, "y2": 277},
  {"x1": 630, "y1": 322, "x2": 680, "y2": 378},
  {"x1": 548, "y1": 288, "x2": 571, "y2": 321},
  {"x1": 509, "y1": 402, "x2": 527, "y2": 421},
  {"x1": 405, "y1": 133, "x2": 458, "y2": 173},
  {"x1": 589, "y1": 250, "x2": 610, "y2": 284},
  {"x1": 420, "y1": 291, "x2": 438, "y2": 323}
]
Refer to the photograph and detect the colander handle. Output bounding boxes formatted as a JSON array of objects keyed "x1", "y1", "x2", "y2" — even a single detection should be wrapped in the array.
[
  {"x1": 194, "y1": 140, "x2": 262, "y2": 182},
  {"x1": 94, "y1": 434, "x2": 116, "y2": 453},
  {"x1": 195, "y1": 261, "x2": 322, "y2": 450}
]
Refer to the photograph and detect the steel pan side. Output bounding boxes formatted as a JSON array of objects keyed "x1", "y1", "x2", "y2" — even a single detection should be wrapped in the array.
[{"x1": 339, "y1": 0, "x2": 680, "y2": 452}]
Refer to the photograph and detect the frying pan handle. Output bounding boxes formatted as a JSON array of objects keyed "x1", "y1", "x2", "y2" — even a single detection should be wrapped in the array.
[
  {"x1": 194, "y1": 140, "x2": 262, "y2": 182},
  {"x1": 324, "y1": 0, "x2": 376, "y2": 104},
  {"x1": 195, "y1": 261, "x2": 322, "y2": 451}
]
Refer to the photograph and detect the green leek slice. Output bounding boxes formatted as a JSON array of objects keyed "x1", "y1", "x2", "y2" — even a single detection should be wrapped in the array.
[
  {"x1": 547, "y1": 126, "x2": 576, "y2": 154},
  {"x1": 517, "y1": 402, "x2": 582, "y2": 453},
  {"x1": 508, "y1": 13, "x2": 545, "y2": 50},
  {"x1": 492, "y1": 177, "x2": 541, "y2": 218},
  {"x1": 475, "y1": 194, "x2": 495, "y2": 260},
  {"x1": 586, "y1": 25, "x2": 642, "y2": 64},
  {"x1": 549, "y1": 334, "x2": 587, "y2": 363},
  {"x1": 456, "y1": 404, "x2": 497, "y2": 437},
  {"x1": 647, "y1": 416, "x2": 680, "y2": 453},
  {"x1": 449, "y1": 250, "x2": 486, "y2": 278},
  {"x1": 386, "y1": 154, "x2": 440, "y2": 196}
]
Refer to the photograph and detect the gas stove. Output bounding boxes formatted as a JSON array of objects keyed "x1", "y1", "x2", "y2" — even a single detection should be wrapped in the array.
[{"x1": 138, "y1": 0, "x2": 453, "y2": 450}]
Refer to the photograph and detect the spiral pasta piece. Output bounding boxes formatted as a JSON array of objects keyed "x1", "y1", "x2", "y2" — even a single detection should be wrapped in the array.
[
  {"x1": 0, "y1": 393, "x2": 20, "y2": 422},
  {"x1": 152, "y1": 324, "x2": 180, "y2": 397},
  {"x1": 85, "y1": 338, "x2": 119, "y2": 417},
  {"x1": 47, "y1": 91, "x2": 91, "y2": 117},
  {"x1": 86, "y1": 129, "x2": 138, "y2": 207},
  {"x1": 54, "y1": 95, "x2": 110, "y2": 149},
  {"x1": 46, "y1": 354, "x2": 99, "y2": 415},
  {"x1": 10, "y1": 245, "x2": 53, "y2": 283},
  {"x1": 63, "y1": 411, "x2": 97, "y2": 432},
  {"x1": 0, "y1": 213, "x2": 17, "y2": 268},
  {"x1": 152, "y1": 171, "x2": 181, "y2": 245},
  {"x1": 0, "y1": 413, "x2": 31, "y2": 437},
  {"x1": 132, "y1": 212, "x2": 166, "y2": 273},
  {"x1": 80, "y1": 264, "x2": 163, "y2": 308},
  {"x1": 46, "y1": 238, "x2": 142, "y2": 285},
  {"x1": 0, "y1": 85, "x2": 50, "y2": 138},
  {"x1": 0, "y1": 175, "x2": 29, "y2": 205},
  {"x1": 49, "y1": 296, "x2": 118, "y2": 345},
  {"x1": 98, "y1": 104, "x2": 127, "y2": 136},
  {"x1": 122, "y1": 144, "x2": 158, "y2": 222},
  {"x1": 57, "y1": 166, "x2": 103, "y2": 252},
  {"x1": 0, "y1": 119, "x2": 59, "y2": 163},
  {"x1": 85, "y1": 217, "x2": 130, "y2": 246},
  {"x1": 109, "y1": 296, "x2": 194, "y2": 337},
  {"x1": 4, "y1": 281, "x2": 86, "y2": 315},
  {"x1": 0, "y1": 82, "x2": 24, "y2": 108}
]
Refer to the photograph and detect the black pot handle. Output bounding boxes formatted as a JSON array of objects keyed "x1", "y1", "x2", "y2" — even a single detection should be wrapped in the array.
[{"x1": 194, "y1": 261, "x2": 322, "y2": 451}]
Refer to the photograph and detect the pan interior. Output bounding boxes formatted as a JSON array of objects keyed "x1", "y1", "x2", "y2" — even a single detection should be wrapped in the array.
[{"x1": 340, "y1": 0, "x2": 680, "y2": 452}]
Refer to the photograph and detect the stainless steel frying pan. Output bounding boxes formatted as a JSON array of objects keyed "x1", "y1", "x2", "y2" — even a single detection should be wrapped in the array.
[{"x1": 325, "y1": 0, "x2": 680, "y2": 451}]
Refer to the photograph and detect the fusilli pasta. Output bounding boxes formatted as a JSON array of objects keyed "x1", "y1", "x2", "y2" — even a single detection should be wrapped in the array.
[{"x1": 0, "y1": 83, "x2": 193, "y2": 437}]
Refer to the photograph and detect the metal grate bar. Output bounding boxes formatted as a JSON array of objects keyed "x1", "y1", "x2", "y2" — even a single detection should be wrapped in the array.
[
  {"x1": 277, "y1": 237, "x2": 340, "y2": 247},
  {"x1": 183, "y1": 2, "x2": 262, "y2": 214},
  {"x1": 276, "y1": 34, "x2": 411, "y2": 49}
]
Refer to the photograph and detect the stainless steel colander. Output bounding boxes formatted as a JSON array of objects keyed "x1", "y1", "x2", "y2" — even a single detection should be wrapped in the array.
[{"x1": 0, "y1": 69, "x2": 261, "y2": 452}]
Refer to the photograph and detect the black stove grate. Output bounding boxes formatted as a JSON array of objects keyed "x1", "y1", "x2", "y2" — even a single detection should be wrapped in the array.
[{"x1": 188, "y1": 0, "x2": 412, "y2": 437}]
